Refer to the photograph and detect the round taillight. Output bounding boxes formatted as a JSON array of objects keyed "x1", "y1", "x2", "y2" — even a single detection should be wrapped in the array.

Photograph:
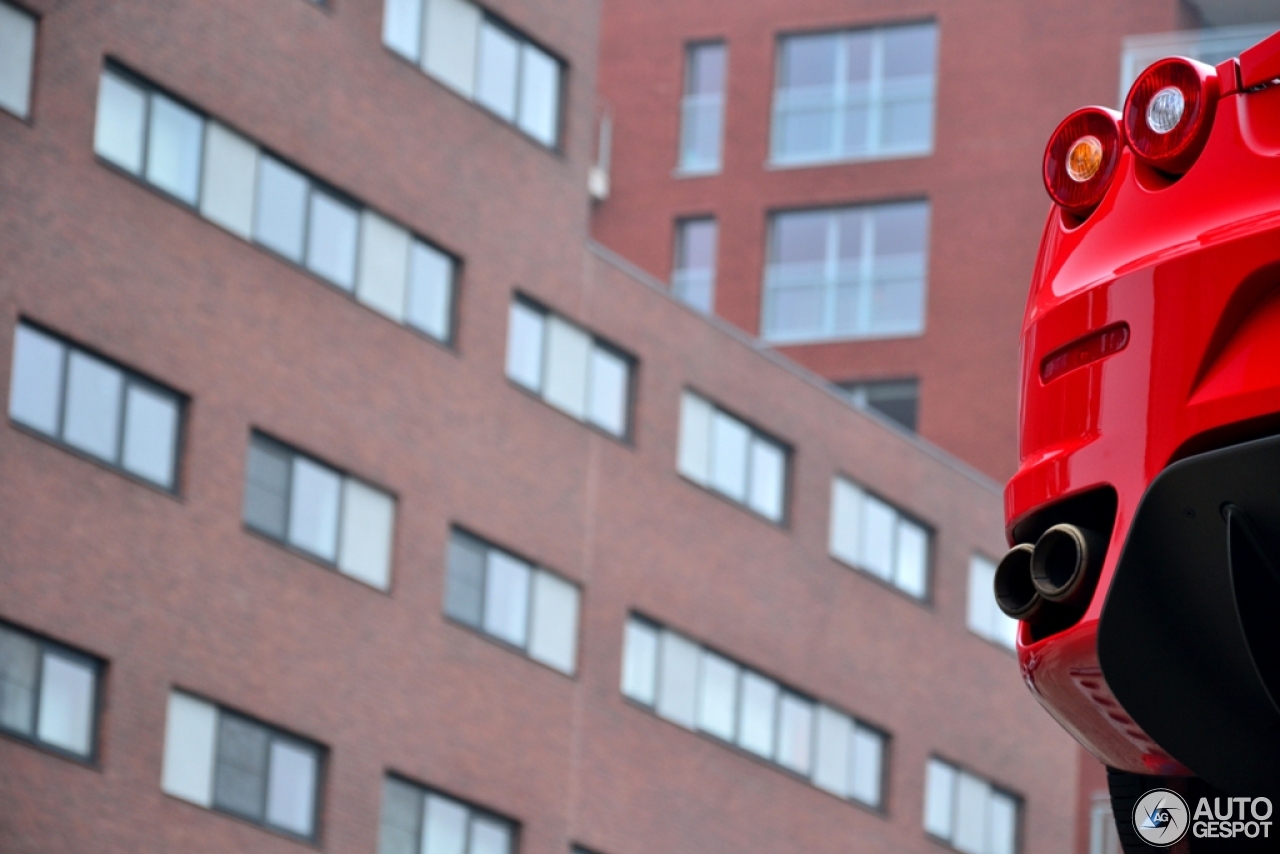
[
  {"x1": 1123, "y1": 57, "x2": 1219, "y2": 174},
  {"x1": 1043, "y1": 107, "x2": 1123, "y2": 216}
]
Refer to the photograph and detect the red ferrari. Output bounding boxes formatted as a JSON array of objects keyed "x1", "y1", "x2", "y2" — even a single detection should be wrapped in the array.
[{"x1": 997, "y1": 27, "x2": 1280, "y2": 848}]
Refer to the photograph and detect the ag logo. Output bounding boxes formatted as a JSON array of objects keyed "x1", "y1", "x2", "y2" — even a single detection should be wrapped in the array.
[{"x1": 1133, "y1": 788, "x2": 1190, "y2": 846}]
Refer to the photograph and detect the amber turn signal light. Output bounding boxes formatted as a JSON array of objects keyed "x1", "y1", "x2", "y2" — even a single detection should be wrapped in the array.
[{"x1": 1043, "y1": 108, "x2": 1122, "y2": 216}]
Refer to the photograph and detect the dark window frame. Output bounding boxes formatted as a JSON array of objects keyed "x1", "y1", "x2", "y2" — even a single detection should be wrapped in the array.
[
  {"x1": 8, "y1": 318, "x2": 188, "y2": 496},
  {"x1": 381, "y1": 772, "x2": 521, "y2": 854},
  {"x1": 830, "y1": 470, "x2": 936, "y2": 604},
  {"x1": 508, "y1": 292, "x2": 639, "y2": 444},
  {"x1": 242, "y1": 429, "x2": 398, "y2": 591},
  {"x1": 93, "y1": 60, "x2": 462, "y2": 350},
  {"x1": 0, "y1": 617, "x2": 105, "y2": 766},
  {"x1": 924, "y1": 753, "x2": 1024, "y2": 854},
  {"x1": 621, "y1": 612, "x2": 891, "y2": 813},
  {"x1": 443, "y1": 525, "x2": 581, "y2": 676},
  {"x1": 0, "y1": 0, "x2": 40, "y2": 126}
]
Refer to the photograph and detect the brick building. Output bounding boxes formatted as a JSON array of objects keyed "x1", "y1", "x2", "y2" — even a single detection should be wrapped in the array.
[
  {"x1": 0, "y1": 0, "x2": 1104, "y2": 853},
  {"x1": 589, "y1": 4, "x2": 1280, "y2": 852}
]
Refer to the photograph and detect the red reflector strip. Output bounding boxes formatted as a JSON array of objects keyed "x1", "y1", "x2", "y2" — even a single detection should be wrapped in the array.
[{"x1": 1040, "y1": 323, "x2": 1130, "y2": 384}]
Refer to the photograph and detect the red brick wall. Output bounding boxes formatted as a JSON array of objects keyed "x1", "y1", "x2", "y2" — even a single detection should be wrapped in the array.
[{"x1": 591, "y1": 0, "x2": 1188, "y2": 481}]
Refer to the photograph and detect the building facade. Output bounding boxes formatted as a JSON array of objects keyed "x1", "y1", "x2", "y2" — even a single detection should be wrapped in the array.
[
  {"x1": 589, "y1": 2, "x2": 1280, "y2": 852},
  {"x1": 2, "y1": 0, "x2": 1086, "y2": 853}
]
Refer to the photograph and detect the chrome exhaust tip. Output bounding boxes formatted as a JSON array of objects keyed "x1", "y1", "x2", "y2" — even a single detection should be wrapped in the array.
[{"x1": 994, "y1": 543, "x2": 1042, "y2": 619}]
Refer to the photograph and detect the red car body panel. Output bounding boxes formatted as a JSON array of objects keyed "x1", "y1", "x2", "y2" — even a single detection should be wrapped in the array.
[{"x1": 1007, "y1": 38, "x2": 1280, "y2": 776}]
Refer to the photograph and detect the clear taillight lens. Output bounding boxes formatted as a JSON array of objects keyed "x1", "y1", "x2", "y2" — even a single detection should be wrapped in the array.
[
  {"x1": 1123, "y1": 57, "x2": 1219, "y2": 174},
  {"x1": 1043, "y1": 107, "x2": 1122, "y2": 216}
]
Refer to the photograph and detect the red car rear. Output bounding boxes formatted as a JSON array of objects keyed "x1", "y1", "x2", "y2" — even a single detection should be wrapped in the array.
[{"x1": 998, "y1": 25, "x2": 1280, "y2": 836}]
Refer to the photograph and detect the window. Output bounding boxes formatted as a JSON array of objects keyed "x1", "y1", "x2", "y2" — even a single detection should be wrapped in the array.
[
  {"x1": 161, "y1": 691, "x2": 323, "y2": 841},
  {"x1": 622, "y1": 616, "x2": 887, "y2": 806},
  {"x1": 0, "y1": 1, "x2": 36, "y2": 120},
  {"x1": 677, "y1": 391, "x2": 787, "y2": 522},
  {"x1": 839, "y1": 378, "x2": 918, "y2": 431},
  {"x1": 771, "y1": 22, "x2": 937, "y2": 166},
  {"x1": 829, "y1": 476, "x2": 930, "y2": 598},
  {"x1": 379, "y1": 775, "x2": 517, "y2": 854},
  {"x1": 1089, "y1": 791, "x2": 1121, "y2": 854},
  {"x1": 8, "y1": 321, "x2": 184, "y2": 490},
  {"x1": 924, "y1": 758, "x2": 1020, "y2": 854},
  {"x1": 92, "y1": 64, "x2": 457, "y2": 343},
  {"x1": 0, "y1": 621, "x2": 100, "y2": 760},
  {"x1": 967, "y1": 555, "x2": 1018, "y2": 650},
  {"x1": 445, "y1": 529, "x2": 580, "y2": 674},
  {"x1": 678, "y1": 42, "x2": 726, "y2": 173},
  {"x1": 762, "y1": 201, "x2": 929, "y2": 342},
  {"x1": 243, "y1": 432, "x2": 396, "y2": 591},
  {"x1": 672, "y1": 218, "x2": 717, "y2": 314},
  {"x1": 382, "y1": 0, "x2": 562, "y2": 147},
  {"x1": 505, "y1": 298, "x2": 633, "y2": 439}
]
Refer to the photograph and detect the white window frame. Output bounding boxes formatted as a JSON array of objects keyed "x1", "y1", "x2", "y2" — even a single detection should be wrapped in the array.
[
  {"x1": 762, "y1": 201, "x2": 929, "y2": 344},
  {"x1": 770, "y1": 22, "x2": 937, "y2": 167}
]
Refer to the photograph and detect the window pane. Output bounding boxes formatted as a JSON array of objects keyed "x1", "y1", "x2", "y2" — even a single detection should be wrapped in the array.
[
  {"x1": 287, "y1": 457, "x2": 342, "y2": 561},
  {"x1": 812, "y1": 706, "x2": 851, "y2": 797},
  {"x1": 748, "y1": 437, "x2": 785, "y2": 520},
  {"x1": 483, "y1": 550, "x2": 531, "y2": 647},
  {"x1": 882, "y1": 24, "x2": 938, "y2": 78},
  {"x1": 424, "y1": 793, "x2": 469, "y2": 854},
  {"x1": 518, "y1": 43, "x2": 559, "y2": 145},
  {"x1": 689, "y1": 42, "x2": 725, "y2": 95},
  {"x1": 445, "y1": 532, "x2": 487, "y2": 628},
  {"x1": 924, "y1": 758, "x2": 956, "y2": 838},
  {"x1": 858, "y1": 494, "x2": 895, "y2": 580},
  {"x1": 266, "y1": 739, "x2": 318, "y2": 836},
  {"x1": 673, "y1": 219, "x2": 716, "y2": 313},
  {"x1": 586, "y1": 347, "x2": 628, "y2": 436},
  {"x1": 476, "y1": 21, "x2": 519, "y2": 121},
  {"x1": 709, "y1": 410, "x2": 749, "y2": 501},
  {"x1": 357, "y1": 211, "x2": 410, "y2": 322},
  {"x1": 200, "y1": 122, "x2": 259, "y2": 239},
  {"x1": 505, "y1": 302, "x2": 545, "y2": 391},
  {"x1": 338, "y1": 479, "x2": 396, "y2": 590},
  {"x1": 895, "y1": 517, "x2": 928, "y2": 597},
  {"x1": 781, "y1": 34, "x2": 838, "y2": 89},
  {"x1": 379, "y1": 778, "x2": 423, "y2": 854},
  {"x1": 676, "y1": 391, "x2": 712, "y2": 484},
  {"x1": 528, "y1": 571, "x2": 579, "y2": 674},
  {"x1": 9, "y1": 324, "x2": 65, "y2": 435},
  {"x1": 696, "y1": 650, "x2": 738, "y2": 741},
  {"x1": 244, "y1": 437, "x2": 291, "y2": 539},
  {"x1": 621, "y1": 618, "x2": 658, "y2": 705},
  {"x1": 774, "y1": 211, "x2": 828, "y2": 266},
  {"x1": 306, "y1": 191, "x2": 359, "y2": 290},
  {"x1": 655, "y1": 629, "x2": 698, "y2": 728},
  {"x1": 214, "y1": 714, "x2": 270, "y2": 820},
  {"x1": 543, "y1": 316, "x2": 591, "y2": 419},
  {"x1": 254, "y1": 156, "x2": 309, "y2": 263},
  {"x1": 95, "y1": 71, "x2": 147, "y2": 174},
  {"x1": 776, "y1": 693, "x2": 814, "y2": 775},
  {"x1": 967, "y1": 556, "x2": 996, "y2": 639},
  {"x1": 423, "y1": 0, "x2": 480, "y2": 97},
  {"x1": 35, "y1": 651, "x2": 95, "y2": 755},
  {"x1": 62, "y1": 351, "x2": 123, "y2": 462},
  {"x1": 955, "y1": 772, "x2": 992, "y2": 854},
  {"x1": 737, "y1": 671, "x2": 778, "y2": 758},
  {"x1": 680, "y1": 43, "x2": 724, "y2": 171},
  {"x1": 829, "y1": 478, "x2": 862, "y2": 566},
  {"x1": 121, "y1": 384, "x2": 179, "y2": 487},
  {"x1": 849, "y1": 726, "x2": 883, "y2": 805},
  {"x1": 0, "y1": 626, "x2": 38, "y2": 736},
  {"x1": 0, "y1": 2, "x2": 35, "y2": 119},
  {"x1": 406, "y1": 240, "x2": 454, "y2": 340},
  {"x1": 145, "y1": 93, "x2": 204, "y2": 205},
  {"x1": 469, "y1": 816, "x2": 512, "y2": 854},
  {"x1": 990, "y1": 792, "x2": 1018, "y2": 854},
  {"x1": 162, "y1": 691, "x2": 217, "y2": 807},
  {"x1": 382, "y1": 0, "x2": 424, "y2": 60}
]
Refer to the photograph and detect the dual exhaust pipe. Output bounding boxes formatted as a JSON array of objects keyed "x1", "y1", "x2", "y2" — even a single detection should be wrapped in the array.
[{"x1": 994, "y1": 524, "x2": 1106, "y2": 621}]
